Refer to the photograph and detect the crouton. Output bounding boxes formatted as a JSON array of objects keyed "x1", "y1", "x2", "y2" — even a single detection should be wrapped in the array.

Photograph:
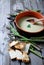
[
  {"x1": 8, "y1": 49, "x2": 16, "y2": 59},
  {"x1": 8, "y1": 41, "x2": 30, "y2": 63},
  {"x1": 15, "y1": 42, "x2": 26, "y2": 50},
  {"x1": 24, "y1": 43, "x2": 30, "y2": 53},
  {"x1": 9, "y1": 41, "x2": 19, "y2": 47},
  {"x1": 16, "y1": 50, "x2": 23, "y2": 60},
  {"x1": 22, "y1": 52, "x2": 29, "y2": 63}
]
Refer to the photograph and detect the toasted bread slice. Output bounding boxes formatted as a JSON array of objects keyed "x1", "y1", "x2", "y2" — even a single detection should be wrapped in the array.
[
  {"x1": 8, "y1": 49, "x2": 23, "y2": 60},
  {"x1": 16, "y1": 50, "x2": 23, "y2": 60},
  {"x1": 8, "y1": 49, "x2": 16, "y2": 59},
  {"x1": 9, "y1": 41, "x2": 19, "y2": 47},
  {"x1": 15, "y1": 42, "x2": 26, "y2": 50},
  {"x1": 8, "y1": 49, "x2": 30, "y2": 62},
  {"x1": 22, "y1": 52, "x2": 29, "y2": 63},
  {"x1": 8, "y1": 41, "x2": 30, "y2": 63},
  {"x1": 16, "y1": 50, "x2": 29, "y2": 62},
  {"x1": 24, "y1": 43, "x2": 30, "y2": 53}
]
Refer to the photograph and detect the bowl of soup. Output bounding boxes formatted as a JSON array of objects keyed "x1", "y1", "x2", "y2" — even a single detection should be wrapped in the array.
[{"x1": 14, "y1": 10, "x2": 44, "y2": 37}]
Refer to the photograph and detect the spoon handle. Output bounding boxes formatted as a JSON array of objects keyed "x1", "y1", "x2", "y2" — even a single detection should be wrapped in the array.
[
  {"x1": 38, "y1": 18, "x2": 44, "y2": 21},
  {"x1": 34, "y1": 18, "x2": 44, "y2": 26}
]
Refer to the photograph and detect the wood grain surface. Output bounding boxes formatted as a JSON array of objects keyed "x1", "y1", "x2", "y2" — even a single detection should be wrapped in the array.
[{"x1": 0, "y1": 0, "x2": 44, "y2": 65}]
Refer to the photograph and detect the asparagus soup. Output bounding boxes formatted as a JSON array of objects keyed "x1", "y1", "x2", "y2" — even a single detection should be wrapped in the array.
[{"x1": 18, "y1": 17, "x2": 43, "y2": 33}]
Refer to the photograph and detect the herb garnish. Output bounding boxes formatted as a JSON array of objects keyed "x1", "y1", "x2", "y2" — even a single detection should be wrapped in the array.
[{"x1": 27, "y1": 24, "x2": 31, "y2": 28}]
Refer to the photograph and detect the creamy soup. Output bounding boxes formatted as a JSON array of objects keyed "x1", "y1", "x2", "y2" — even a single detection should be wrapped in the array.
[{"x1": 18, "y1": 17, "x2": 43, "y2": 32}]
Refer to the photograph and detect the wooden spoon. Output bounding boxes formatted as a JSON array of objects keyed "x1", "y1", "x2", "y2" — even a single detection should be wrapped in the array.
[{"x1": 27, "y1": 18, "x2": 44, "y2": 26}]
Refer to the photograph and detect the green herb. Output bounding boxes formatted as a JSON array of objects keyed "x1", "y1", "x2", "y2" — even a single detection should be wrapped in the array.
[
  {"x1": 32, "y1": 9, "x2": 41, "y2": 12},
  {"x1": 10, "y1": 25, "x2": 28, "y2": 40},
  {"x1": 8, "y1": 10, "x2": 23, "y2": 17},
  {"x1": 27, "y1": 24, "x2": 31, "y2": 28},
  {"x1": 10, "y1": 25, "x2": 44, "y2": 42},
  {"x1": 36, "y1": 10, "x2": 41, "y2": 12},
  {"x1": 8, "y1": 24, "x2": 44, "y2": 58},
  {"x1": 15, "y1": 10, "x2": 24, "y2": 13},
  {"x1": 8, "y1": 14, "x2": 17, "y2": 17},
  {"x1": 31, "y1": 44, "x2": 41, "y2": 51},
  {"x1": 30, "y1": 48, "x2": 42, "y2": 58},
  {"x1": 31, "y1": 36, "x2": 44, "y2": 39},
  {"x1": 20, "y1": 38, "x2": 44, "y2": 42},
  {"x1": 10, "y1": 25, "x2": 20, "y2": 36}
]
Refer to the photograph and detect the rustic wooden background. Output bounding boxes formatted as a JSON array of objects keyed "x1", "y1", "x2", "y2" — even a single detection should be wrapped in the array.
[{"x1": 0, "y1": 0, "x2": 44, "y2": 65}]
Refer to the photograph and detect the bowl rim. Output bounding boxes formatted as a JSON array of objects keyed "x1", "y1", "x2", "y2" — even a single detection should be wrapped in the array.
[{"x1": 14, "y1": 10, "x2": 44, "y2": 34}]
